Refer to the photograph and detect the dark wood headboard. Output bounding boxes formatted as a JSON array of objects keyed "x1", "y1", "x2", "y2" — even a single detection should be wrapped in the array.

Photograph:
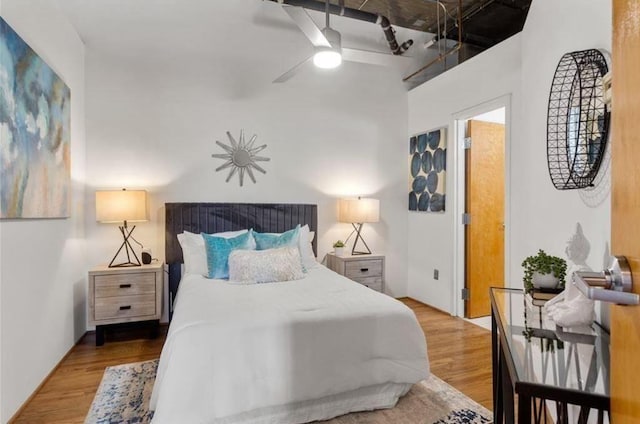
[{"x1": 165, "y1": 202, "x2": 318, "y2": 318}]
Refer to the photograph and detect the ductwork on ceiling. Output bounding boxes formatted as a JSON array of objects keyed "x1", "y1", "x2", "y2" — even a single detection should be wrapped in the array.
[
  {"x1": 402, "y1": 0, "x2": 463, "y2": 87},
  {"x1": 267, "y1": 0, "x2": 414, "y2": 55},
  {"x1": 404, "y1": 0, "x2": 531, "y2": 87},
  {"x1": 268, "y1": 0, "x2": 531, "y2": 88}
]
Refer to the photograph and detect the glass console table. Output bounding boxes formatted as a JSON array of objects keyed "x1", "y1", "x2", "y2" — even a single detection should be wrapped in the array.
[{"x1": 490, "y1": 288, "x2": 610, "y2": 423}]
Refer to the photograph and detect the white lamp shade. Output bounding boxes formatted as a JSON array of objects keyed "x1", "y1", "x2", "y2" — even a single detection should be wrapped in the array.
[
  {"x1": 96, "y1": 190, "x2": 148, "y2": 223},
  {"x1": 338, "y1": 198, "x2": 380, "y2": 223}
]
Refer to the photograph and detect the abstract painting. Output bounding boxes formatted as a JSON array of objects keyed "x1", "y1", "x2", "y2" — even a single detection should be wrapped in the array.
[
  {"x1": 0, "y1": 17, "x2": 71, "y2": 218},
  {"x1": 409, "y1": 127, "x2": 447, "y2": 212}
]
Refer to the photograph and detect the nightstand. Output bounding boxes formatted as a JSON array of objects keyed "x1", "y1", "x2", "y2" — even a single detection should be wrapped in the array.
[
  {"x1": 88, "y1": 262, "x2": 163, "y2": 346},
  {"x1": 326, "y1": 253, "x2": 385, "y2": 293}
]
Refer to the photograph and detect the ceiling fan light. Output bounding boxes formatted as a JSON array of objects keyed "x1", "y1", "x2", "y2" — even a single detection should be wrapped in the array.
[{"x1": 313, "y1": 48, "x2": 342, "y2": 69}]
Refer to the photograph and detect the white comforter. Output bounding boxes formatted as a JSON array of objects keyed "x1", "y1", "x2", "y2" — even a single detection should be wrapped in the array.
[{"x1": 150, "y1": 265, "x2": 429, "y2": 423}]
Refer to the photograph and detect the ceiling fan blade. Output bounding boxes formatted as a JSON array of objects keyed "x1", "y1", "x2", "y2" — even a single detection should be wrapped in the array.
[
  {"x1": 273, "y1": 56, "x2": 313, "y2": 83},
  {"x1": 283, "y1": 6, "x2": 331, "y2": 48},
  {"x1": 342, "y1": 48, "x2": 413, "y2": 67}
]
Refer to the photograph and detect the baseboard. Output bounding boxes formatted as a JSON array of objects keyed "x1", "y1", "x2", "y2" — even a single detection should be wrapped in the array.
[
  {"x1": 403, "y1": 297, "x2": 452, "y2": 315},
  {"x1": 7, "y1": 332, "x2": 89, "y2": 423}
]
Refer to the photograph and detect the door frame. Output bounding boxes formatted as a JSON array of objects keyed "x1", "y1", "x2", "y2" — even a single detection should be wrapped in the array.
[{"x1": 451, "y1": 94, "x2": 512, "y2": 317}]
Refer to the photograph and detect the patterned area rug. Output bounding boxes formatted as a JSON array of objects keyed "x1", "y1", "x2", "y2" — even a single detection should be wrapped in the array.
[{"x1": 85, "y1": 360, "x2": 492, "y2": 424}]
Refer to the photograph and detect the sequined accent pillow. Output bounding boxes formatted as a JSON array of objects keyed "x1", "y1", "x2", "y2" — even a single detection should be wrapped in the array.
[{"x1": 228, "y1": 247, "x2": 305, "y2": 284}]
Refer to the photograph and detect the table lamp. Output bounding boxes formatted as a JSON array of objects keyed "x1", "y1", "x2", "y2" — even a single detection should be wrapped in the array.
[
  {"x1": 338, "y1": 197, "x2": 379, "y2": 255},
  {"x1": 96, "y1": 189, "x2": 148, "y2": 267}
]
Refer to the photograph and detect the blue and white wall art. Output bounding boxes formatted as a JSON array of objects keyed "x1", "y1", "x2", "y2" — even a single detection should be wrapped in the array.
[
  {"x1": 0, "y1": 17, "x2": 71, "y2": 218},
  {"x1": 409, "y1": 127, "x2": 447, "y2": 212}
]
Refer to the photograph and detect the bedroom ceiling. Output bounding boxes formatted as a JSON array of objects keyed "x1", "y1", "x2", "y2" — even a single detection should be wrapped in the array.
[
  {"x1": 269, "y1": 0, "x2": 532, "y2": 85},
  {"x1": 55, "y1": 0, "x2": 530, "y2": 89}
]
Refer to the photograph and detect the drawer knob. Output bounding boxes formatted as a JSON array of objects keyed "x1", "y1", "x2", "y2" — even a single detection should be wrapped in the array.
[
  {"x1": 119, "y1": 305, "x2": 132, "y2": 311},
  {"x1": 119, "y1": 284, "x2": 132, "y2": 289},
  {"x1": 360, "y1": 268, "x2": 369, "y2": 272}
]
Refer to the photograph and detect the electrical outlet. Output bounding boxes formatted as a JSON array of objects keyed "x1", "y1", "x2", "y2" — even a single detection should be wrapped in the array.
[{"x1": 434, "y1": 269, "x2": 439, "y2": 280}]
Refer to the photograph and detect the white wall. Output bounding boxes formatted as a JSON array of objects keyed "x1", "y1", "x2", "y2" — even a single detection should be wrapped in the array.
[
  {"x1": 82, "y1": 1, "x2": 411, "y2": 316},
  {"x1": 0, "y1": 1, "x2": 86, "y2": 421},
  {"x1": 514, "y1": 0, "x2": 612, "y2": 325},
  {"x1": 513, "y1": 0, "x2": 612, "y2": 281},
  {"x1": 407, "y1": 0, "x2": 612, "y2": 314},
  {"x1": 407, "y1": 35, "x2": 522, "y2": 312}
]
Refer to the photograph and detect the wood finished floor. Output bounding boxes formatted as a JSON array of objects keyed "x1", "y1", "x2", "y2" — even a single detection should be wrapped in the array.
[{"x1": 11, "y1": 298, "x2": 492, "y2": 423}]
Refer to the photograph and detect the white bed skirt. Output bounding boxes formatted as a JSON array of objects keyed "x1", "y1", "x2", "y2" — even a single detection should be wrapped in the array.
[{"x1": 213, "y1": 382, "x2": 412, "y2": 424}]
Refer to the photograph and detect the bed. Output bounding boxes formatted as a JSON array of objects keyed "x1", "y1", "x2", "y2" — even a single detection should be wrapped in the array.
[{"x1": 151, "y1": 203, "x2": 429, "y2": 424}]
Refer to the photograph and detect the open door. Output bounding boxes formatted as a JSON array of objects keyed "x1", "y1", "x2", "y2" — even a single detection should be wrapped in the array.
[
  {"x1": 465, "y1": 119, "x2": 505, "y2": 318},
  {"x1": 610, "y1": 0, "x2": 640, "y2": 421}
]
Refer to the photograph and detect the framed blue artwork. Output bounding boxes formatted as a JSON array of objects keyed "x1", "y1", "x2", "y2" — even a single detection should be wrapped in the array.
[
  {"x1": 409, "y1": 127, "x2": 447, "y2": 212},
  {"x1": 0, "y1": 17, "x2": 71, "y2": 218}
]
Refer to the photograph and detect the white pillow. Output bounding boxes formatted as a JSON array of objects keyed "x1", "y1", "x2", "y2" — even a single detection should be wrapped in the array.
[
  {"x1": 298, "y1": 225, "x2": 317, "y2": 271},
  {"x1": 228, "y1": 247, "x2": 304, "y2": 284},
  {"x1": 177, "y1": 230, "x2": 254, "y2": 276}
]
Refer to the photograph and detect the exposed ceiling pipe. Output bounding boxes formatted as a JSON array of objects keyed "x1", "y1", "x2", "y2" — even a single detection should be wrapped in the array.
[
  {"x1": 426, "y1": 0, "x2": 495, "y2": 40},
  {"x1": 424, "y1": 0, "x2": 448, "y2": 59},
  {"x1": 403, "y1": 44, "x2": 461, "y2": 82},
  {"x1": 269, "y1": 0, "x2": 413, "y2": 55},
  {"x1": 403, "y1": 0, "x2": 463, "y2": 82}
]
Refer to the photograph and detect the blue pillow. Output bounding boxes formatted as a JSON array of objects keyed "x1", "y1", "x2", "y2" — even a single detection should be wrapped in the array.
[
  {"x1": 254, "y1": 225, "x2": 300, "y2": 250},
  {"x1": 202, "y1": 230, "x2": 254, "y2": 279}
]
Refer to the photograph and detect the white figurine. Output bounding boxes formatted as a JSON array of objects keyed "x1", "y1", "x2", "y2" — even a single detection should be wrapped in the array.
[{"x1": 545, "y1": 223, "x2": 596, "y2": 327}]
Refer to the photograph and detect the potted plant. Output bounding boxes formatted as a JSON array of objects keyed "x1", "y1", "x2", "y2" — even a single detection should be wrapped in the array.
[
  {"x1": 333, "y1": 240, "x2": 345, "y2": 256},
  {"x1": 522, "y1": 249, "x2": 567, "y2": 293}
]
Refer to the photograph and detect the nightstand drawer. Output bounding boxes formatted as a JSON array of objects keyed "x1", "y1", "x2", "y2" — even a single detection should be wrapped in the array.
[
  {"x1": 94, "y1": 273, "x2": 156, "y2": 298},
  {"x1": 89, "y1": 262, "x2": 164, "y2": 345},
  {"x1": 94, "y1": 294, "x2": 156, "y2": 321},
  {"x1": 353, "y1": 276, "x2": 383, "y2": 292},
  {"x1": 326, "y1": 254, "x2": 385, "y2": 294},
  {"x1": 345, "y1": 259, "x2": 383, "y2": 279}
]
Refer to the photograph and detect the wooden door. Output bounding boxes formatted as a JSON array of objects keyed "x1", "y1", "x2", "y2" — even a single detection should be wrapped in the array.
[
  {"x1": 465, "y1": 120, "x2": 505, "y2": 318},
  {"x1": 611, "y1": 0, "x2": 640, "y2": 421}
]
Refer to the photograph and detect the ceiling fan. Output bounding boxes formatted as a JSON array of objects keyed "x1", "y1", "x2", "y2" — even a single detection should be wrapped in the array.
[{"x1": 274, "y1": 0, "x2": 412, "y2": 83}]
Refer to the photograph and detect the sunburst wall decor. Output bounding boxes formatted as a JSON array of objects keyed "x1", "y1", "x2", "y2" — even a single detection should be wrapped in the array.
[{"x1": 212, "y1": 130, "x2": 270, "y2": 187}]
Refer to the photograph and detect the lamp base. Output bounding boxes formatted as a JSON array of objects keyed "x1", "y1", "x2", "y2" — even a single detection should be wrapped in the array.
[
  {"x1": 110, "y1": 260, "x2": 141, "y2": 268},
  {"x1": 345, "y1": 223, "x2": 372, "y2": 256},
  {"x1": 109, "y1": 225, "x2": 142, "y2": 268}
]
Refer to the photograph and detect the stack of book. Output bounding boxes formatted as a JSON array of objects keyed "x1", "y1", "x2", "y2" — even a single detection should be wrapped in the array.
[
  {"x1": 528, "y1": 289, "x2": 562, "y2": 305},
  {"x1": 525, "y1": 288, "x2": 563, "y2": 312}
]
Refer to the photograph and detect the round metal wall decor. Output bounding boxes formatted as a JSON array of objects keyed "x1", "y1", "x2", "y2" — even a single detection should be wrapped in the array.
[
  {"x1": 212, "y1": 130, "x2": 270, "y2": 187},
  {"x1": 547, "y1": 49, "x2": 610, "y2": 190}
]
